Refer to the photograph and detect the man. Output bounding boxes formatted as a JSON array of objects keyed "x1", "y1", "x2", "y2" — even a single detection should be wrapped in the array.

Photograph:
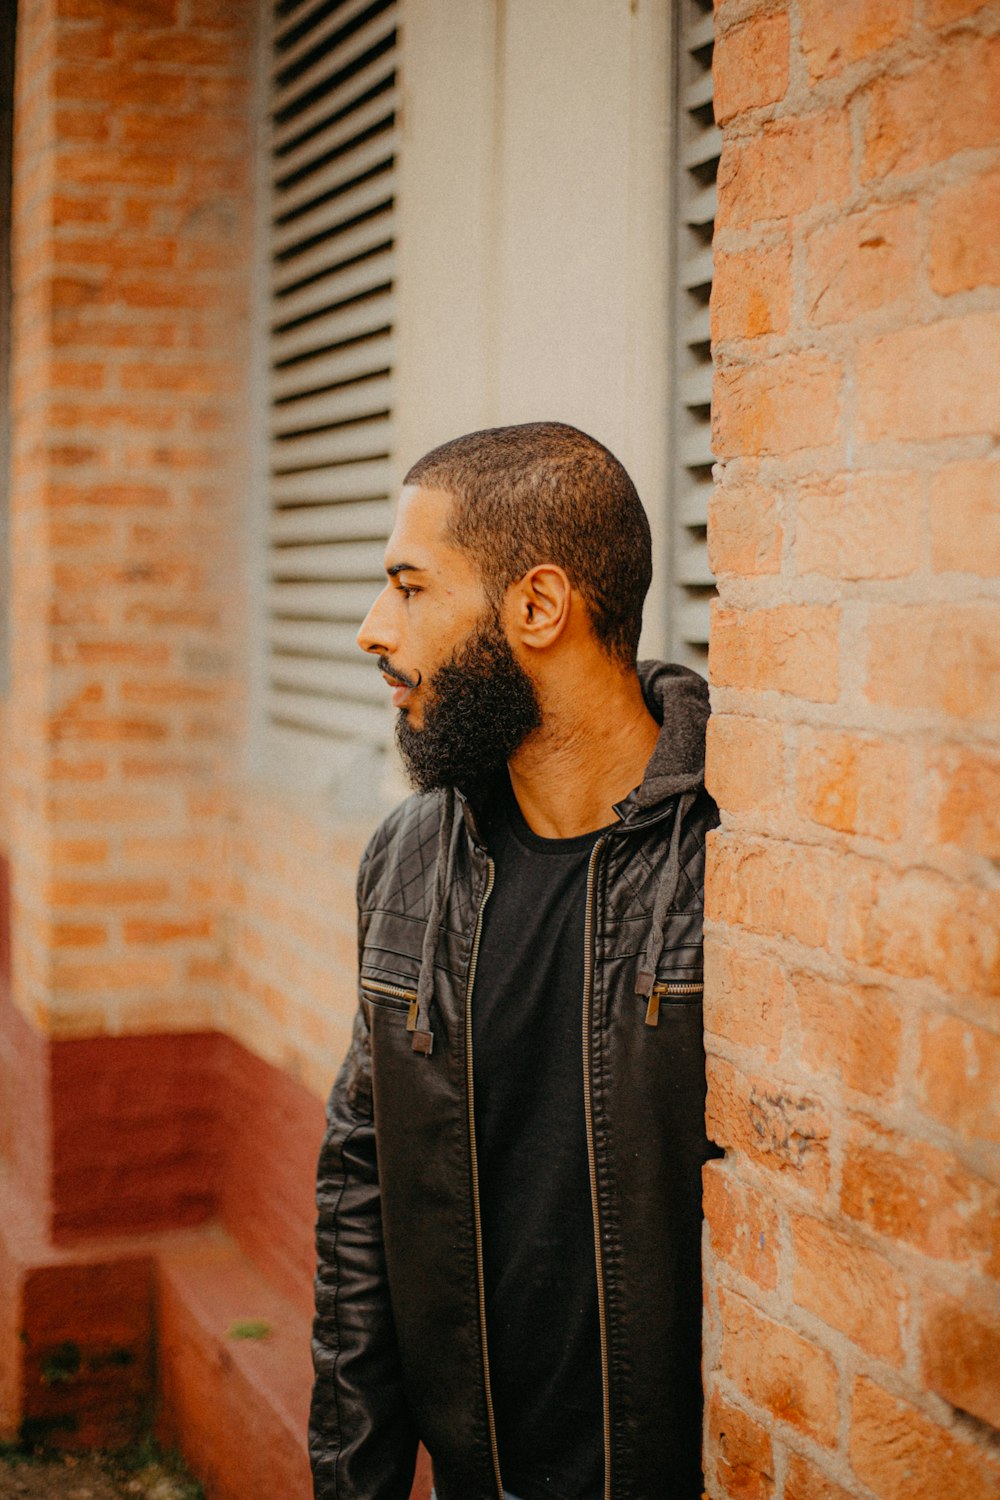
[{"x1": 310, "y1": 422, "x2": 718, "y2": 1500}]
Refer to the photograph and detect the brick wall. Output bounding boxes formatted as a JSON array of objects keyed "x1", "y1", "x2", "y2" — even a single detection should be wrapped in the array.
[
  {"x1": 704, "y1": 2, "x2": 1000, "y2": 1496},
  {"x1": 3, "y1": 0, "x2": 252, "y2": 1045}
]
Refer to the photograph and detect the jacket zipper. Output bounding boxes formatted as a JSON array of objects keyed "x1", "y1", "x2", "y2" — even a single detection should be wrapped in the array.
[
  {"x1": 583, "y1": 835, "x2": 613, "y2": 1500},
  {"x1": 464, "y1": 858, "x2": 504, "y2": 1500},
  {"x1": 360, "y1": 977, "x2": 420, "y2": 1030},
  {"x1": 644, "y1": 980, "x2": 704, "y2": 1028}
]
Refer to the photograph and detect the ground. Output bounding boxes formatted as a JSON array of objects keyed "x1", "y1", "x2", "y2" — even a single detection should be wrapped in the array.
[{"x1": 0, "y1": 1446, "x2": 202, "y2": 1500}]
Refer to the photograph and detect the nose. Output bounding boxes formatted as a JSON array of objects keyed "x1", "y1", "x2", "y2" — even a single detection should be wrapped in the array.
[{"x1": 357, "y1": 584, "x2": 393, "y2": 657}]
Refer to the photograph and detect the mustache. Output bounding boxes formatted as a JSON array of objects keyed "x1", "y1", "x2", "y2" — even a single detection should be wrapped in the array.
[{"x1": 377, "y1": 656, "x2": 422, "y2": 691}]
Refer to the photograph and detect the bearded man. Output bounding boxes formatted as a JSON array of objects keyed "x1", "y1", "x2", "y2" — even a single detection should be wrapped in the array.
[{"x1": 309, "y1": 422, "x2": 719, "y2": 1500}]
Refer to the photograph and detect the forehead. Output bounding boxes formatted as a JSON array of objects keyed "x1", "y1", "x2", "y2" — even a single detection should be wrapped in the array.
[{"x1": 386, "y1": 484, "x2": 474, "y2": 576}]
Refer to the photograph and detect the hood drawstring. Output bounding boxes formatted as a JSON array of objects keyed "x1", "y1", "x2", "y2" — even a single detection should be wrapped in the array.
[
  {"x1": 410, "y1": 792, "x2": 456, "y2": 1055},
  {"x1": 635, "y1": 790, "x2": 697, "y2": 999}
]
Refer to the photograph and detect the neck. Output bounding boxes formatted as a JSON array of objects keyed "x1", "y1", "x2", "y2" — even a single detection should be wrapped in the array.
[{"x1": 507, "y1": 663, "x2": 659, "y2": 839}]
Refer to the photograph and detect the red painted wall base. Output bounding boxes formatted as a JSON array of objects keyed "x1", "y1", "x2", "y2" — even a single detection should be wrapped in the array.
[{"x1": 0, "y1": 982, "x2": 432, "y2": 1500}]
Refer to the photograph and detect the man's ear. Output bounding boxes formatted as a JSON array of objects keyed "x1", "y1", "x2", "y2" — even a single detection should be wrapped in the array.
[{"x1": 504, "y1": 565, "x2": 573, "y2": 651}]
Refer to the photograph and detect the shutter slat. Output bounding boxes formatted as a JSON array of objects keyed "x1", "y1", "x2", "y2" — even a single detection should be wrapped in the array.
[
  {"x1": 272, "y1": 292, "x2": 398, "y2": 368},
  {"x1": 272, "y1": 371, "x2": 391, "y2": 434},
  {"x1": 272, "y1": 246, "x2": 394, "y2": 329},
  {"x1": 272, "y1": 0, "x2": 390, "y2": 75},
  {"x1": 669, "y1": 1, "x2": 718, "y2": 665},
  {"x1": 272, "y1": 52, "x2": 397, "y2": 156},
  {"x1": 271, "y1": 498, "x2": 391, "y2": 546},
  {"x1": 270, "y1": 538, "x2": 385, "y2": 578},
  {"x1": 268, "y1": 579, "x2": 383, "y2": 618},
  {"x1": 267, "y1": 688, "x2": 388, "y2": 743},
  {"x1": 271, "y1": 414, "x2": 394, "y2": 473},
  {"x1": 274, "y1": 84, "x2": 398, "y2": 186},
  {"x1": 269, "y1": 617, "x2": 372, "y2": 657},
  {"x1": 271, "y1": 457, "x2": 390, "y2": 507},
  {"x1": 272, "y1": 128, "x2": 398, "y2": 228},
  {"x1": 272, "y1": 331, "x2": 395, "y2": 402},
  {"x1": 272, "y1": 211, "x2": 393, "y2": 295},
  {"x1": 272, "y1": 14, "x2": 397, "y2": 125},
  {"x1": 269, "y1": 654, "x2": 384, "y2": 704},
  {"x1": 271, "y1": 155, "x2": 396, "y2": 259}
]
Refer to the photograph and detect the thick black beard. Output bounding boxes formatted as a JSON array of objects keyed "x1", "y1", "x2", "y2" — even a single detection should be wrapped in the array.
[{"x1": 395, "y1": 614, "x2": 542, "y2": 799}]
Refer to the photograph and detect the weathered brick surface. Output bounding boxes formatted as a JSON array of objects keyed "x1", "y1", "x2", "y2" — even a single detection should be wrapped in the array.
[{"x1": 707, "y1": 1, "x2": 1000, "y2": 1492}]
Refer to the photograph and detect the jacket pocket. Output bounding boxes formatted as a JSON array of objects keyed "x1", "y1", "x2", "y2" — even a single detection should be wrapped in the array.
[
  {"x1": 360, "y1": 977, "x2": 419, "y2": 1031},
  {"x1": 642, "y1": 979, "x2": 703, "y2": 1027}
]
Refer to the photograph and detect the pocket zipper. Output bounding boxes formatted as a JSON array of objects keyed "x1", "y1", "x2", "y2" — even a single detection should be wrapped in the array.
[
  {"x1": 644, "y1": 981, "x2": 704, "y2": 1027},
  {"x1": 361, "y1": 977, "x2": 420, "y2": 1031}
]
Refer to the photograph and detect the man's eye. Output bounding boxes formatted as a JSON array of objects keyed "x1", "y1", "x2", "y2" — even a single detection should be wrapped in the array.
[{"x1": 397, "y1": 583, "x2": 418, "y2": 599}]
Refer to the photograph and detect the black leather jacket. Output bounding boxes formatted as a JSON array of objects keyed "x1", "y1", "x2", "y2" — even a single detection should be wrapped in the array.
[{"x1": 310, "y1": 662, "x2": 720, "y2": 1500}]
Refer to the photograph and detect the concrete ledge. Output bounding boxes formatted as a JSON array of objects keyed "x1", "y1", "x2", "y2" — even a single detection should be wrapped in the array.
[{"x1": 156, "y1": 1230, "x2": 313, "y2": 1500}]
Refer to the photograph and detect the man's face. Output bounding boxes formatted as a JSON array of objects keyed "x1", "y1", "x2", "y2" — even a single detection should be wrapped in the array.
[{"x1": 357, "y1": 485, "x2": 541, "y2": 794}]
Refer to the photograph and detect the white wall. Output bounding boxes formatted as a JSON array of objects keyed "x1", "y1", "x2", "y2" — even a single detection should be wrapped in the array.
[{"x1": 395, "y1": 0, "x2": 672, "y2": 651}]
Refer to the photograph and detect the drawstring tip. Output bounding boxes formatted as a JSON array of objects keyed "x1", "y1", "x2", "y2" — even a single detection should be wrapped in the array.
[
  {"x1": 411, "y1": 1029, "x2": 434, "y2": 1055},
  {"x1": 635, "y1": 969, "x2": 655, "y2": 997}
]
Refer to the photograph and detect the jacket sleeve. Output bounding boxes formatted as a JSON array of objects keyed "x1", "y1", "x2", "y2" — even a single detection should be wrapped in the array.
[{"x1": 309, "y1": 846, "x2": 419, "y2": 1500}]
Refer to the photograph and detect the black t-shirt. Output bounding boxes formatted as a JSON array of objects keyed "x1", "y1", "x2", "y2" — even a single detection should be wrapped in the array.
[{"x1": 472, "y1": 787, "x2": 614, "y2": 1500}]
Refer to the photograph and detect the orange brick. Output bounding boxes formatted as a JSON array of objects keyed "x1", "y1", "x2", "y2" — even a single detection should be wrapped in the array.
[
  {"x1": 52, "y1": 957, "x2": 177, "y2": 992},
  {"x1": 791, "y1": 1212, "x2": 907, "y2": 1363},
  {"x1": 799, "y1": 0, "x2": 911, "y2": 79},
  {"x1": 707, "y1": 834, "x2": 838, "y2": 949},
  {"x1": 930, "y1": 460, "x2": 1000, "y2": 577},
  {"x1": 717, "y1": 111, "x2": 852, "y2": 228},
  {"x1": 707, "y1": 474, "x2": 783, "y2": 576},
  {"x1": 843, "y1": 859, "x2": 999, "y2": 997},
  {"x1": 927, "y1": 0, "x2": 993, "y2": 20},
  {"x1": 841, "y1": 1122, "x2": 1000, "y2": 1268},
  {"x1": 719, "y1": 1288, "x2": 839, "y2": 1446},
  {"x1": 796, "y1": 728, "x2": 908, "y2": 840},
  {"x1": 707, "y1": 1389, "x2": 775, "y2": 1500},
  {"x1": 706, "y1": 714, "x2": 784, "y2": 814},
  {"x1": 713, "y1": 11, "x2": 789, "y2": 123},
  {"x1": 920, "y1": 1287, "x2": 1000, "y2": 1432},
  {"x1": 857, "y1": 313, "x2": 1000, "y2": 442},
  {"x1": 46, "y1": 480, "x2": 170, "y2": 509},
  {"x1": 704, "y1": 938, "x2": 785, "y2": 1061},
  {"x1": 850, "y1": 1376, "x2": 1000, "y2": 1500},
  {"x1": 928, "y1": 744, "x2": 1000, "y2": 859},
  {"x1": 918, "y1": 1014, "x2": 1000, "y2": 1144},
  {"x1": 791, "y1": 971, "x2": 901, "y2": 1100},
  {"x1": 712, "y1": 242, "x2": 793, "y2": 342},
  {"x1": 50, "y1": 922, "x2": 108, "y2": 950},
  {"x1": 707, "y1": 834, "x2": 839, "y2": 948},
  {"x1": 864, "y1": 34, "x2": 1000, "y2": 181},
  {"x1": 703, "y1": 1162, "x2": 781, "y2": 1290},
  {"x1": 710, "y1": 605, "x2": 840, "y2": 703},
  {"x1": 124, "y1": 917, "x2": 214, "y2": 944},
  {"x1": 51, "y1": 837, "x2": 109, "y2": 866},
  {"x1": 713, "y1": 353, "x2": 842, "y2": 458},
  {"x1": 55, "y1": 0, "x2": 180, "y2": 20},
  {"x1": 117, "y1": 31, "x2": 234, "y2": 67},
  {"x1": 931, "y1": 166, "x2": 1000, "y2": 295},
  {"x1": 796, "y1": 470, "x2": 920, "y2": 581},
  {"x1": 49, "y1": 877, "x2": 172, "y2": 907},
  {"x1": 707, "y1": 1056, "x2": 831, "y2": 1196},
  {"x1": 866, "y1": 604, "x2": 1000, "y2": 723},
  {"x1": 785, "y1": 1453, "x2": 855, "y2": 1500},
  {"x1": 805, "y1": 203, "x2": 920, "y2": 326}
]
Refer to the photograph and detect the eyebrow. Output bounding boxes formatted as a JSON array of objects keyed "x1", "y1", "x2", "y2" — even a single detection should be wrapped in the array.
[{"x1": 386, "y1": 562, "x2": 423, "y2": 578}]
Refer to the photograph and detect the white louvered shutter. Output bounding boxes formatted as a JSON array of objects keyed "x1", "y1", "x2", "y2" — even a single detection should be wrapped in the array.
[
  {"x1": 669, "y1": 0, "x2": 719, "y2": 670},
  {"x1": 264, "y1": 0, "x2": 399, "y2": 750}
]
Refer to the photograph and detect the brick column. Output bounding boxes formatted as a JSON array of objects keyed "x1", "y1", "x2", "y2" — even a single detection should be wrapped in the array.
[
  {"x1": 704, "y1": 3, "x2": 1000, "y2": 1497},
  {"x1": 6, "y1": 0, "x2": 252, "y2": 1059}
]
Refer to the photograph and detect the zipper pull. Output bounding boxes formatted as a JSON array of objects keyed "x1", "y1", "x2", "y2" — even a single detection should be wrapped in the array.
[
  {"x1": 644, "y1": 990, "x2": 661, "y2": 1027},
  {"x1": 406, "y1": 999, "x2": 419, "y2": 1032}
]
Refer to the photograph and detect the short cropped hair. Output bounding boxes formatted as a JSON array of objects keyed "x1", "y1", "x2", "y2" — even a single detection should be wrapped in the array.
[{"x1": 403, "y1": 421, "x2": 652, "y2": 668}]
